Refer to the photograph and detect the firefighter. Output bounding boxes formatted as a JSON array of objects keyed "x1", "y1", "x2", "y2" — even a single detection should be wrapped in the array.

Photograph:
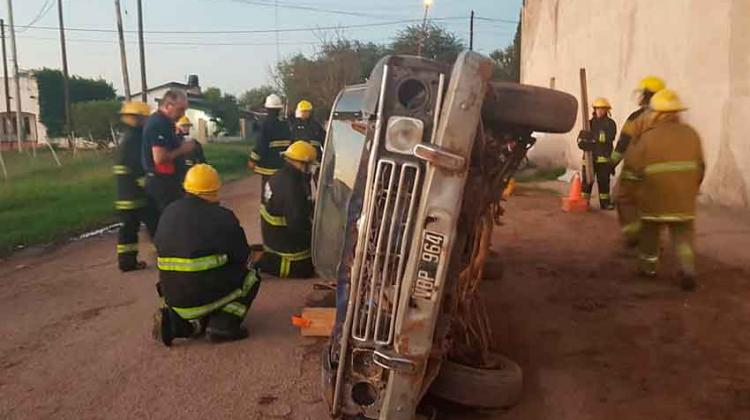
[
  {"x1": 175, "y1": 115, "x2": 206, "y2": 174},
  {"x1": 142, "y1": 90, "x2": 197, "y2": 216},
  {"x1": 257, "y1": 141, "x2": 316, "y2": 278},
  {"x1": 289, "y1": 100, "x2": 325, "y2": 161},
  {"x1": 114, "y1": 101, "x2": 158, "y2": 272},
  {"x1": 611, "y1": 76, "x2": 666, "y2": 247},
  {"x1": 153, "y1": 164, "x2": 261, "y2": 345},
  {"x1": 247, "y1": 94, "x2": 292, "y2": 196},
  {"x1": 577, "y1": 97, "x2": 617, "y2": 209},
  {"x1": 628, "y1": 89, "x2": 704, "y2": 291}
]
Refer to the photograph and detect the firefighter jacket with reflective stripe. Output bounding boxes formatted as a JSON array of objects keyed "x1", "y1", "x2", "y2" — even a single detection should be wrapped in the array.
[
  {"x1": 154, "y1": 195, "x2": 251, "y2": 309},
  {"x1": 612, "y1": 107, "x2": 648, "y2": 165},
  {"x1": 628, "y1": 116, "x2": 705, "y2": 221},
  {"x1": 249, "y1": 116, "x2": 292, "y2": 176},
  {"x1": 261, "y1": 164, "x2": 312, "y2": 258},
  {"x1": 289, "y1": 117, "x2": 325, "y2": 160},
  {"x1": 114, "y1": 126, "x2": 147, "y2": 210},
  {"x1": 589, "y1": 116, "x2": 617, "y2": 163}
]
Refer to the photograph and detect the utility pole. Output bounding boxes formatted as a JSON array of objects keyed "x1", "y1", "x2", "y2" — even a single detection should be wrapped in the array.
[
  {"x1": 1, "y1": 20, "x2": 11, "y2": 139},
  {"x1": 58, "y1": 0, "x2": 72, "y2": 150},
  {"x1": 137, "y1": 0, "x2": 147, "y2": 102},
  {"x1": 469, "y1": 10, "x2": 475, "y2": 51},
  {"x1": 6, "y1": 0, "x2": 23, "y2": 153},
  {"x1": 417, "y1": 0, "x2": 433, "y2": 57},
  {"x1": 114, "y1": 0, "x2": 131, "y2": 99}
]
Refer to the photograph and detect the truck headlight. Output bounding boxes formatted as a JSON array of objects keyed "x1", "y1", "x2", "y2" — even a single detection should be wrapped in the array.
[{"x1": 385, "y1": 117, "x2": 424, "y2": 155}]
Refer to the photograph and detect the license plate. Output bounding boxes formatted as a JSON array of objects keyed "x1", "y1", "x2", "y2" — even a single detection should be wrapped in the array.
[{"x1": 413, "y1": 231, "x2": 445, "y2": 300}]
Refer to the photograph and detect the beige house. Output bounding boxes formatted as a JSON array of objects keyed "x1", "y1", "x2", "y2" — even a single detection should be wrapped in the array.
[
  {"x1": 0, "y1": 71, "x2": 47, "y2": 147},
  {"x1": 521, "y1": 0, "x2": 750, "y2": 208}
]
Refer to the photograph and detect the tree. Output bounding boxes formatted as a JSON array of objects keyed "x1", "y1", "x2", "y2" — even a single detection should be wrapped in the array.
[
  {"x1": 391, "y1": 23, "x2": 465, "y2": 64},
  {"x1": 35, "y1": 68, "x2": 116, "y2": 137},
  {"x1": 202, "y1": 87, "x2": 241, "y2": 135},
  {"x1": 489, "y1": 21, "x2": 521, "y2": 82},
  {"x1": 239, "y1": 85, "x2": 277, "y2": 110},
  {"x1": 70, "y1": 100, "x2": 120, "y2": 146}
]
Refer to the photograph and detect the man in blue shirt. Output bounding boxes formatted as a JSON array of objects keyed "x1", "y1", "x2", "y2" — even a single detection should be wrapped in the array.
[{"x1": 142, "y1": 89, "x2": 196, "y2": 216}]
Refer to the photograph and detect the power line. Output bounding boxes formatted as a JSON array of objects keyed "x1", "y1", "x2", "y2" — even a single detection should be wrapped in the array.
[
  {"x1": 19, "y1": 17, "x2": 467, "y2": 35},
  {"x1": 215, "y1": 0, "x2": 400, "y2": 20},
  {"x1": 16, "y1": 0, "x2": 55, "y2": 33},
  {"x1": 16, "y1": 34, "x2": 377, "y2": 47},
  {"x1": 474, "y1": 16, "x2": 519, "y2": 24}
]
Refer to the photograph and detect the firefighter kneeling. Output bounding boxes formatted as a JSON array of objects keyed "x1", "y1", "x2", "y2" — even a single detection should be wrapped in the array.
[
  {"x1": 258, "y1": 141, "x2": 316, "y2": 278},
  {"x1": 153, "y1": 164, "x2": 261, "y2": 346}
]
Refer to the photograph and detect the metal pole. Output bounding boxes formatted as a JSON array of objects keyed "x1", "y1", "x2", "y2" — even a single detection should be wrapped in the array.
[
  {"x1": 469, "y1": 10, "x2": 474, "y2": 51},
  {"x1": 114, "y1": 0, "x2": 131, "y2": 99},
  {"x1": 137, "y1": 0, "x2": 147, "y2": 102},
  {"x1": 58, "y1": 0, "x2": 71, "y2": 149},
  {"x1": 417, "y1": 4, "x2": 430, "y2": 56},
  {"x1": 1, "y1": 21, "x2": 10, "y2": 131},
  {"x1": 6, "y1": 0, "x2": 23, "y2": 153}
]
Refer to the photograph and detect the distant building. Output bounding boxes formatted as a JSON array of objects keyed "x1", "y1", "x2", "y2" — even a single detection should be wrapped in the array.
[
  {"x1": 0, "y1": 71, "x2": 47, "y2": 147},
  {"x1": 132, "y1": 74, "x2": 217, "y2": 143}
]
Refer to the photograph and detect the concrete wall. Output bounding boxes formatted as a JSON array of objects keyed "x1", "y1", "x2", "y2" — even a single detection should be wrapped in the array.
[{"x1": 521, "y1": 0, "x2": 750, "y2": 208}]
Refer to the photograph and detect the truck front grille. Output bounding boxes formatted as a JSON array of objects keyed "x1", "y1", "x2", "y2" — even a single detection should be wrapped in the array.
[{"x1": 351, "y1": 159, "x2": 421, "y2": 345}]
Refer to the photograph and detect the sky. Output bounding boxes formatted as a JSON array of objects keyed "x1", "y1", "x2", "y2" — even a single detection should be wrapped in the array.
[{"x1": 4, "y1": 0, "x2": 522, "y2": 96}]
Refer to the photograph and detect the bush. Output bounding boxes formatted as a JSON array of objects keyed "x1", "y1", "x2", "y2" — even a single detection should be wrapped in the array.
[{"x1": 71, "y1": 100, "x2": 121, "y2": 146}]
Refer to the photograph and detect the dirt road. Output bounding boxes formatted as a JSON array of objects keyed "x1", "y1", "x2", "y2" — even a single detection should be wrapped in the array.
[{"x1": 1, "y1": 178, "x2": 749, "y2": 420}]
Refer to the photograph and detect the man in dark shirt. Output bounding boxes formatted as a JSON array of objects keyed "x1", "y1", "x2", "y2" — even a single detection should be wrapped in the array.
[
  {"x1": 289, "y1": 100, "x2": 325, "y2": 161},
  {"x1": 142, "y1": 89, "x2": 196, "y2": 216}
]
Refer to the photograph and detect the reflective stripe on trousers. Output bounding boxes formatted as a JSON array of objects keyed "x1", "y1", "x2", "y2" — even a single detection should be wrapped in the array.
[
  {"x1": 117, "y1": 243, "x2": 139, "y2": 254},
  {"x1": 171, "y1": 270, "x2": 260, "y2": 320},
  {"x1": 263, "y1": 246, "x2": 311, "y2": 278},
  {"x1": 157, "y1": 254, "x2": 228, "y2": 272},
  {"x1": 115, "y1": 199, "x2": 146, "y2": 210}
]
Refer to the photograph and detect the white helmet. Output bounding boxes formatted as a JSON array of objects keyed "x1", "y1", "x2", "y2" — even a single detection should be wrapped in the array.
[{"x1": 264, "y1": 94, "x2": 283, "y2": 109}]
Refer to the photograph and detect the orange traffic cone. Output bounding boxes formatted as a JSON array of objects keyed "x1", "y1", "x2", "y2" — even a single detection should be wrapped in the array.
[{"x1": 562, "y1": 173, "x2": 589, "y2": 212}]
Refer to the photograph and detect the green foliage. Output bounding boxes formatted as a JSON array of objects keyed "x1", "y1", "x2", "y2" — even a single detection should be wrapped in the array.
[
  {"x1": 271, "y1": 25, "x2": 463, "y2": 117},
  {"x1": 490, "y1": 22, "x2": 521, "y2": 82},
  {"x1": 34, "y1": 68, "x2": 116, "y2": 137},
  {"x1": 202, "y1": 87, "x2": 241, "y2": 135},
  {"x1": 0, "y1": 143, "x2": 250, "y2": 255},
  {"x1": 71, "y1": 100, "x2": 121, "y2": 144},
  {"x1": 391, "y1": 23, "x2": 465, "y2": 64},
  {"x1": 239, "y1": 85, "x2": 277, "y2": 110}
]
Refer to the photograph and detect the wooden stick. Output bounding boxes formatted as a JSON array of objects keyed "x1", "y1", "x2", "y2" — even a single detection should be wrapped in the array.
[{"x1": 579, "y1": 68, "x2": 594, "y2": 187}]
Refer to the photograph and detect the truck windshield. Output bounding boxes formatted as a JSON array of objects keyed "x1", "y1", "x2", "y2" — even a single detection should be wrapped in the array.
[{"x1": 312, "y1": 87, "x2": 366, "y2": 278}]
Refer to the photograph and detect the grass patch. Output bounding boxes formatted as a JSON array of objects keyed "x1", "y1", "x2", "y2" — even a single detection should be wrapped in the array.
[
  {"x1": 515, "y1": 166, "x2": 566, "y2": 183},
  {"x1": 0, "y1": 142, "x2": 251, "y2": 255}
]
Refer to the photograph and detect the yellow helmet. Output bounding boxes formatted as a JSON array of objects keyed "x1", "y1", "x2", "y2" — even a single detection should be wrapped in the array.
[
  {"x1": 636, "y1": 76, "x2": 666, "y2": 93},
  {"x1": 592, "y1": 97, "x2": 611, "y2": 109},
  {"x1": 120, "y1": 101, "x2": 150, "y2": 116},
  {"x1": 177, "y1": 115, "x2": 192, "y2": 127},
  {"x1": 183, "y1": 164, "x2": 222, "y2": 201},
  {"x1": 649, "y1": 89, "x2": 687, "y2": 112},
  {"x1": 296, "y1": 100, "x2": 313, "y2": 112},
  {"x1": 282, "y1": 140, "x2": 317, "y2": 163}
]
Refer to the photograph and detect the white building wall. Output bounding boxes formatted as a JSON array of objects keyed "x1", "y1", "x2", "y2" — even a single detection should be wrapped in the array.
[
  {"x1": 521, "y1": 0, "x2": 750, "y2": 208},
  {"x1": 0, "y1": 72, "x2": 47, "y2": 141}
]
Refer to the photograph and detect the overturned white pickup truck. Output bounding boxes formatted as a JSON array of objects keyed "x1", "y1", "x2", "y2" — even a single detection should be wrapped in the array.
[{"x1": 312, "y1": 51, "x2": 578, "y2": 420}]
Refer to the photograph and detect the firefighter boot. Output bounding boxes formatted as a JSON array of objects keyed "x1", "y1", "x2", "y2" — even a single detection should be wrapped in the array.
[
  {"x1": 152, "y1": 307, "x2": 202, "y2": 347},
  {"x1": 206, "y1": 311, "x2": 249, "y2": 343}
]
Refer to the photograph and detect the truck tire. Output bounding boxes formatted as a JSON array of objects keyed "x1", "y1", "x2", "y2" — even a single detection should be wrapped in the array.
[
  {"x1": 482, "y1": 81, "x2": 578, "y2": 134},
  {"x1": 428, "y1": 353, "x2": 523, "y2": 409}
]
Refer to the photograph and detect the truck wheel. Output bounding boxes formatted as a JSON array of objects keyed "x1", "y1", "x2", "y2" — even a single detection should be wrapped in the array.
[
  {"x1": 482, "y1": 82, "x2": 578, "y2": 134},
  {"x1": 428, "y1": 353, "x2": 523, "y2": 409}
]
